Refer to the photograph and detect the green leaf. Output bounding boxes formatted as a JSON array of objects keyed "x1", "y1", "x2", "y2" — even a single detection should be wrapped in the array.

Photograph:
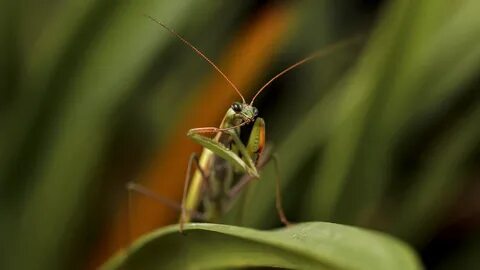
[{"x1": 102, "y1": 222, "x2": 422, "y2": 270}]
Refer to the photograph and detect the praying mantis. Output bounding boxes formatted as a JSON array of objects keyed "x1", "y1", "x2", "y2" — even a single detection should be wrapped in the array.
[{"x1": 128, "y1": 16, "x2": 359, "y2": 233}]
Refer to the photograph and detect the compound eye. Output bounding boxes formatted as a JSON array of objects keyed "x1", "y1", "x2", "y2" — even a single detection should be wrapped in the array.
[
  {"x1": 231, "y1": 102, "x2": 242, "y2": 113},
  {"x1": 252, "y1": 107, "x2": 259, "y2": 116}
]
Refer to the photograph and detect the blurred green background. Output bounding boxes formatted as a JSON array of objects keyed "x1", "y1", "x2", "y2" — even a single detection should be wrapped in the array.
[{"x1": 1, "y1": 0, "x2": 480, "y2": 269}]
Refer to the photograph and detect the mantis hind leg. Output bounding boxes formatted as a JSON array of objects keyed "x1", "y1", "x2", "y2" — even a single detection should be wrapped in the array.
[
  {"x1": 125, "y1": 180, "x2": 207, "y2": 251},
  {"x1": 271, "y1": 154, "x2": 291, "y2": 226},
  {"x1": 126, "y1": 152, "x2": 209, "y2": 241},
  {"x1": 225, "y1": 148, "x2": 291, "y2": 226},
  {"x1": 126, "y1": 182, "x2": 206, "y2": 220}
]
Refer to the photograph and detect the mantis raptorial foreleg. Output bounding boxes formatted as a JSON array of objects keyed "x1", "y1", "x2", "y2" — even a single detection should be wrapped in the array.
[
  {"x1": 187, "y1": 127, "x2": 260, "y2": 178},
  {"x1": 186, "y1": 117, "x2": 290, "y2": 226}
]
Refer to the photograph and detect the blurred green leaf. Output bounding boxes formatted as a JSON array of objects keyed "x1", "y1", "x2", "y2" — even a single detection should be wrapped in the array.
[
  {"x1": 103, "y1": 222, "x2": 422, "y2": 270},
  {"x1": 5, "y1": 1, "x2": 220, "y2": 269},
  {"x1": 303, "y1": 0, "x2": 416, "y2": 222},
  {"x1": 335, "y1": 0, "x2": 480, "y2": 225},
  {"x1": 392, "y1": 104, "x2": 480, "y2": 243}
]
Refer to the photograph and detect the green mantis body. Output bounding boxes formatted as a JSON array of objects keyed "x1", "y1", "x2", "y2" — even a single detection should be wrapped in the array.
[
  {"x1": 181, "y1": 103, "x2": 268, "y2": 228},
  {"x1": 130, "y1": 16, "x2": 359, "y2": 232}
]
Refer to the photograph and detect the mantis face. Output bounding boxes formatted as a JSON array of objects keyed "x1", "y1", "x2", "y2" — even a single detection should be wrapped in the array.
[{"x1": 230, "y1": 101, "x2": 259, "y2": 124}]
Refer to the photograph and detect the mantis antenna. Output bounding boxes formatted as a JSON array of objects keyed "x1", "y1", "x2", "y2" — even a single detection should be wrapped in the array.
[
  {"x1": 146, "y1": 15, "x2": 246, "y2": 103},
  {"x1": 250, "y1": 35, "x2": 362, "y2": 105}
]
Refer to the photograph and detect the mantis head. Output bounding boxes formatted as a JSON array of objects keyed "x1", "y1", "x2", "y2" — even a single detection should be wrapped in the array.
[{"x1": 230, "y1": 101, "x2": 259, "y2": 124}]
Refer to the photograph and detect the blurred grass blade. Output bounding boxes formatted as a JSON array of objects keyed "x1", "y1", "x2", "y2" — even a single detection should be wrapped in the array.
[
  {"x1": 331, "y1": 0, "x2": 480, "y2": 224},
  {"x1": 7, "y1": 1, "x2": 212, "y2": 269},
  {"x1": 392, "y1": 104, "x2": 480, "y2": 243},
  {"x1": 103, "y1": 222, "x2": 422, "y2": 270},
  {"x1": 0, "y1": 0, "x2": 102, "y2": 186},
  {"x1": 300, "y1": 0, "x2": 415, "y2": 220}
]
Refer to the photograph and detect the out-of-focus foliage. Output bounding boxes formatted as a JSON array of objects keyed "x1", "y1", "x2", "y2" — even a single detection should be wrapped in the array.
[{"x1": 1, "y1": 0, "x2": 479, "y2": 269}]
